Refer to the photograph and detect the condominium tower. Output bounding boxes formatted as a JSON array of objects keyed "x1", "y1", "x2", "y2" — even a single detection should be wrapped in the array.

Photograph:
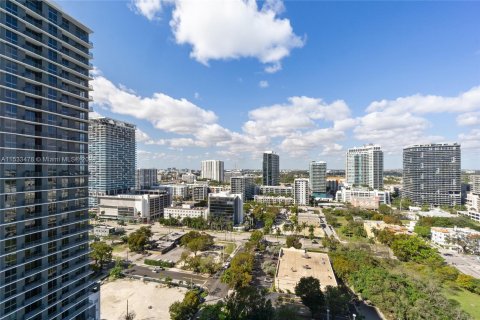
[
  {"x1": 346, "y1": 145, "x2": 384, "y2": 189},
  {"x1": 135, "y1": 168, "x2": 158, "y2": 189},
  {"x1": 230, "y1": 175, "x2": 256, "y2": 201},
  {"x1": 200, "y1": 160, "x2": 224, "y2": 182},
  {"x1": 0, "y1": 0, "x2": 98, "y2": 318},
  {"x1": 403, "y1": 143, "x2": 461, "y2": 206},
  {"x1": 294, "y1": 178, "x2": 310, "y2": 205},
  {"x1": 263, "y1": 151, "x2": 279, "y2": 186},
  {"x1": 88, "y1": 117, "x2": 136, "y2": 207},
  {"x1": 309, "y1": 161, "x2": 327, "y2": 194}
]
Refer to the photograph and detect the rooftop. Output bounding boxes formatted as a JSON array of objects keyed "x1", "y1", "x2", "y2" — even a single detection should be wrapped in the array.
[{"x1": 275, "y1": 248, "x2": 337, "y2": 292}]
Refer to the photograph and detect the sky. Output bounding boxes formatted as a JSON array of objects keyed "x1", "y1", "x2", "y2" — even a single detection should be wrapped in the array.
[{"x1": 59, "y1": 0, "x2": 480, "y2": 170}]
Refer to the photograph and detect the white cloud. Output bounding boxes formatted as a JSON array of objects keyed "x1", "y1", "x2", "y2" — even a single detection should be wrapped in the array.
[
  {"x1": 353, "y1": 87, "x2": 480, "y2": 152},
  {"x1": 136, "y1": 128, "x2": 154, "y2": 144},
  {"x1": 259, "y1": 80, "x2": 269, "y2": 88},
  {"x1": 88, "y1": 110, "x2": 103, "y2": 119},
  {"x1": 131, "y1": 0, "x2": 163, "y2": 20},
  {"x1": 244, "y1": 96, "x2": 351, "y2": 137},
  {"x1": 131, "y1": 0, "x2": 304, "y2": 72},
  {"x1": 459, "y1": 129, "x2": 480, "y2": 149},
  {"x1": 280, "y1": 128, "x2": 345, "y2": 156},
  {"x1": 456, "y1": 112, "x2": 480, "y2": 126},
  {"x1": 366, "y1": 86, "x2": 480, "y2": 114},
  {"x1": 92, "y1": 76, "x2": 217, "y2": 135}
]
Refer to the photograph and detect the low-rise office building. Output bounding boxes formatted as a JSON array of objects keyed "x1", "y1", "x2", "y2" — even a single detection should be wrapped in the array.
[
  {"x1": 336, "y1": 187, "x2": 390, "y2": 209},
  {"x1": 208, "y1": 192, "x2": 243, "y2": 226},
  {"x1": 259, "y1": 185, "x2": 293, "y2": 196},
  {"x1": 165, "y1": 205, "x2": 208, "y2": 220},
  {"x1": 431, "y1": 227, "x2": 480, "y2": 253},
  {"x1": 93, "y1": 225, "x2": 117, "y2": 237},
  {"x1": 98, "y1": 192, "x2": 169, "y2": 222},
  {"x1": 253, "y1": 195, "x2": 294, "y2": 206}
]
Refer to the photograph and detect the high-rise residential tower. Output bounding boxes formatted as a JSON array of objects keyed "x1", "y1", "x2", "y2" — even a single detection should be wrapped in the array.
[
  {"x1": 230, "y1": 175, "x2": 256, "y2": 201},
  {"x1": 135, "y1": 168, "x2": 158, "y2": 189},
  {"x1": 403, "y1": 143, "x2": 461, "y2": 206},
  {"x1": 294, "y1": 178, "x2": 310, "y2": 205},
  {"x1": 200, "y1": 160, "x2": 224, "y2": 182},
  {"x1": 263, "y1": 151, "x2": 279, "y2": 186},
  {"x1": 309, "y1": 161, "x2": 327, "y2": 194},
  {"x1": 346, "y1": 144, "x2": 384, "y2": 189},
  {"x1": 88, "y1": 117, "x2": 136, "y2": 207},
  {"x1": 0, "y1": 0, "x2": 98, "y2": 318}
]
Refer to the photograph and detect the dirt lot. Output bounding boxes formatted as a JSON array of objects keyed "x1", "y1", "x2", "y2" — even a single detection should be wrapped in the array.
[{"x1": 101, "y1": 278, "x2": 187, "y2": 320}]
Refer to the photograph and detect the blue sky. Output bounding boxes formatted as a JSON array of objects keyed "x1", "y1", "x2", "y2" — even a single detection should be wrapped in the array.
[{"x1": 60, "y1": 0, "x2": 480, "y2": 169}]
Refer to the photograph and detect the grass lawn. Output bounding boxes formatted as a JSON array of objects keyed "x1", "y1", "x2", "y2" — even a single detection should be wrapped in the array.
[
  {"x1": 112, "y1": 243, "x2": 127, "y2": 253},
  {"x1": 217, "y1": 242, "x2": 236, "y2": 255},
  {"x1": 443, "y1": 286, "x2": 480, "y2": 319}
]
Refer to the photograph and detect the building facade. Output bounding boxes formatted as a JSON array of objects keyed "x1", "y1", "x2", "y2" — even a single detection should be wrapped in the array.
[
  {"x1": 164, "y1": 205, "x2": 208, "y2": 220},
  {"x1": 294, "y1": 178, "x2": 309, "y2": 206},
  {"x1": 208, "y1": 192, "x2": 243, "y2": 226},
  {"x1": 88, "y1": 117, "x2": 136, "y2": 207},
  {"x1": 472, "y1": 175, "x2": 480, "y2": 194},
  {"x1": 200, "y1": 160, "x2": 224, "y2": 182},
  {"x1": 403, "y1": 143, "x2": 461, "y2": 206},
  {"x1": 336, "y1": 187, "x2": 391, "y2": 209},
  {"x1": 309, "y1": 161, "x2": 326, "y2": 194},
  {"x1": 346, "y1": 144, "x2": 383, "y2": 189},
  {"x1": 135, "y1": 168, "x2": 158, "y2": 189},
  {"x1": 189, "y1": 184, "x2": 208, "y2": 201},
  {"x1": 263, "y1": 151, "x2": 279, "y2": 186},
  {"x1": 0, "y1": 0, "x2": 97, "y2": 318},
  {"x1": 97, "y1": 192, "x2": 169, "y2": 222},
  {"x1": 253, "y1": 195, "x2": 294, "y2": 206},
  {"x1": 259, "y1": 185, "x2": 293, "y2": 197},
  {"x1": 230, "y1": 175, "x2": 255, "y2": 201}
]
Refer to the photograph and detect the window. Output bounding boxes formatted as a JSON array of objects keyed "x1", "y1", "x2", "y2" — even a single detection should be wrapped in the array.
[
  {"x1": 5, "y1": 61, "x2": 17, "y2": 73},
  {"x1": 6, "y1": 14, "x2": 18, "y2": 29},
  {"x1": 48, "y1": 37, "x2": 57, "y2": 49},
  {"x1": 4, "y1": 89, "x2": 17, "y2": 102},
  {"x1": 48, "y1": 49, "x2": 58, "y2": 62},
  {"x1": 4, "y1": 44, "x2": 18, "y2": 58},
  {"x1": 5, "y1": 29, "x2": 18, "y2": 44},
  {"x1": 48, "y1": 63, "x2": 57, "y2": 74},
  {"x1": 5, "y1": 73, "x2": 17, "y2": 88},
  {"x1": 5, "y1": 253, "x2": 17, "y2": 267},
  {"x1": 5, "y1": 104, "x2": 17, "y2": 117},
  {"x1": 48, "y1": 23, "x2": 57, "y2": 36},
  {"x1": 4, "y1": 134, "x2": 16, "y2": 148},
  {"x1": 48, "y1": 88, "x2": 57, "y2": 99},
  {"x1": 6, "y1": 0, "x2": 18, "y2": 14},
  {"x1": 4, "y1": 298, "x2": 16, "y2": 313},
  {"x1": 48, "y1": 8, "x2": 58, "y2": 23}
]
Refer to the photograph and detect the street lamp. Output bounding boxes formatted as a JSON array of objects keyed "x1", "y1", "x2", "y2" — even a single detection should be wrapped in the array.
[{"x1": 353, "y1": 314, "x2": 356, "y2": 320}]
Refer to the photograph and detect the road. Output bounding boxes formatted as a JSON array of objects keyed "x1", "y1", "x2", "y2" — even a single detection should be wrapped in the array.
[
  {"x1": 128, "y1": 265, "x2": 209, "y2": 285},
  {"x1": 438, "y1": 249, "x2": 480, "y2": 279}
]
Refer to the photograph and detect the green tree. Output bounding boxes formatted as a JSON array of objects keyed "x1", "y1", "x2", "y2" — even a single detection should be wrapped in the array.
[
  {"x1": 414, "y1": 225, "x2": 431, "y2": 239},
  {"x1": 286, "y1": 235, "x2": 302, "y2": 249},
  {"x1": 324, "y1": 286, "x2": 350, "y2": 317},
  {"x1": 90, "y1": 241, "x2": 113, "y2": 270},
  {"x1": 109, "y1": 258, "x2": 124, "y2": 279},
  {"x1": 221, "y1": 252, "x2": 254, "y2": 289},
  {"x1": 127, "y1": 231, "x2": 148, "y2": 252},
  {"x1": 378, "y1": 204, "x2": 393, "y2": 215},
  {"x1": 199, "y1": 304, "x2": 226, "y2": 320},
  {"x1": 275, "y1": 305, "x2": 301, "y2": 320},
  {"x1": 294, "y1": 276, "x2": 324, "y2": 318},
  {"x1": 308, "y1": 225, "x2": 315, "y2": 240},
  {"x1": 223, "y1": 287, "x2": 275, "y2": 320},
  {"x1": 391, "y1": 235, "x2": 443, "y2": 265},
  {"x1": 169, "y1": 290, "x2": 202, "y2": 320}
]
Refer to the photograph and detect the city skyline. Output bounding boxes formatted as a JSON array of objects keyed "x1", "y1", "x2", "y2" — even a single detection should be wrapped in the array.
[{"x1": 59, "y1": 1, "x2": 479, "y2": 170}]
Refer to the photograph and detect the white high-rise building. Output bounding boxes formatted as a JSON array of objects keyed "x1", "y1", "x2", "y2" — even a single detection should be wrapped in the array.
[
  {"x1": 309, "y1": 161, "x2": 327, "y2": 194},
  {"x1": 346, "y1": 144, "x2": 384, "y2": 189},
  {"x1": 201, "y1": 160, "x2": 224, "y2": 182},
  {"x1": 472, "y1": 175, "x2": 480, "y2": 194},
  {"x1": 294, "y1": 178, "x2": 310, "y2": 205}
]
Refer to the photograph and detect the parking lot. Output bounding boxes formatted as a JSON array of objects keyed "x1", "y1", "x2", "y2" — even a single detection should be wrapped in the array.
[{"x1": 439, "y1": 250, "x2": 480, "y2": 278}]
